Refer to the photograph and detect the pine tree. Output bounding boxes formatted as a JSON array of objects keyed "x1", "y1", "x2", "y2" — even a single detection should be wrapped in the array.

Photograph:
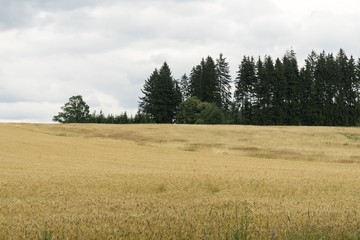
[
  {"x1": 234, "y1": 56, "x2": 256, "y2": 124},
  {"x1": 139, "y1": 68, "x2": 160, "y2": 120},
  {"x1": 312, "y1": 52, "x2": 327, "y2": 125},
  {"x1": 253, "y1": 57, "x2": 264, "y2": 124},
  {"x1": 189, "y1": 56, "x2": 220, "y2": 107},
  {"x1": 335, "y1": 49, "x2": 358, "y2": 125},
  {"x1": 283, "y1": 49, "x2": 301, "y2": 125},
  {"x1": 356, "y1": 58, "x2": 360, "y2": 124},
  {"x1": 202, "y1": 56, "x2": 219, "y2": 105},
  {"x1": 299, "y1": 51, "x2": 317, "y2": 125},
  {"x1": 272, "y1": 58, "x2": 287, "y2": 125},
  {"x1": 189, "y1": 64, "x2": 203, "y2": 100},
  {"x1": 139, "y1": 62, "x2": 180, "y2": 123},
  {"x1": 333, "y1": 49, "x2": 350, "y2": 125},
  {"x1": 216, "y1": 53, "x2": 232, "y2": 112},
  {"x1": 257, "y1": 56, "x2": 275, "y2": 125},
  {"x1": 179, "y1": 74, "x2": 190, "y2": 100}
]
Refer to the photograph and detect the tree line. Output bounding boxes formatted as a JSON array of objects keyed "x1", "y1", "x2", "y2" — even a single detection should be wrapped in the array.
[
  {"x1": 53, "y1": 95, "x2": 154, "y2": 124},
  {"x1": 54, "y1": 49, "x2": 360, "y2": 126}
]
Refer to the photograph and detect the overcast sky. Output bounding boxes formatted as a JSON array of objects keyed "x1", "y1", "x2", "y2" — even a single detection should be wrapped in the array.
[{"x1": 0, "y1": 0, "x2": 359, "y2": 122}]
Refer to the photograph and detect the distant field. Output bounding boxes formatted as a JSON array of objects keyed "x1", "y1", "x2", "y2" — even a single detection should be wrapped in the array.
[{"x1": 1, "y1": 123, "x2": 360, "y2": 239}]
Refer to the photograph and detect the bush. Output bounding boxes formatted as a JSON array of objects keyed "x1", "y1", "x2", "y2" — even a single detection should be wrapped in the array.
[
  {"x1": 177, "y1": 97, "x2": 224, "y2": 124},
  {"x1": 196, "y1": 102, "x2": 224, "y2": 124}
]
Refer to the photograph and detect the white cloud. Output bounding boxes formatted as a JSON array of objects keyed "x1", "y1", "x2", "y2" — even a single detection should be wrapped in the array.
[{"x1": 0, "y1": 0, "x2": 360, "y2": 122}]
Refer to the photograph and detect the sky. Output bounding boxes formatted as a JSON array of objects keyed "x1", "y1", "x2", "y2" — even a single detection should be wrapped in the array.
[{"x1": 0, "y1": 0, "x2": 359, "y2": 122}]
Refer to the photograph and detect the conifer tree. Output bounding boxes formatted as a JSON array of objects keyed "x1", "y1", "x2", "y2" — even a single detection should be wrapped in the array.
[
  {"x1": 189, "y1": 64, "x2": 203, "y2": 99},
  {"x1": 283, "y1": 49, "x2": 301, "y2": 125},
  {"x1": 234, "y1": 56, "x2": 256, "y2": 124},
  {"x1": 272, "y1": 58, "x2": 287, "y2": 125},
  {"x1": 254, "y1": 56, "x2": 275, "y2": 125},
  {"x1": 202, "y1": 56, "x2": 219, "y2": 105},
  {"x1": 189, "y1": 56, "x2": 219, "y2": 106},
  {"x1": 139, "y1": 62, "x2": 180, "y2": 123},
  {"x1": 299, "y1": 51, "x2": 317, "y2": 125},
  {"x1": 216, "y1": 53, "x2": 232, "y2": 112},
  {"x1": 179, "y1": 74, "x2": 190, "y2": 100}
]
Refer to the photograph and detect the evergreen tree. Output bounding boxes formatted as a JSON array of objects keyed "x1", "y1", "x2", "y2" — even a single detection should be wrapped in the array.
[
  {"x1": 202, "y1": 56, "x2": 219, "y2": 105},
  {"x1": 312, "y1": 52, "x2": 327, "y2": 125},
  {"x1": 356, "y1": 58, "x2": 360, "y2": 124},
  {"x1": 234, "y1": 56, "x2": 256, "y2": 124},
  {"x1": 254, "y1": 56, "x2": 275, "y2": 125},
  {"x1": 189, "y1": 56, "x2": 220, "y2": 106},
  {"x1": 335, "y1": 49, "x2": 358, "y2": 125},
  {"x1": 272, "y1": 58, "x2": 287, "y2": 125},
  {"x1": 189, "y1": 64, "x2": 203, "y2": 99},
  {"x1": 216, "y1": 53, "x2": 232, "y2": 112},
  {"x1": 299, "y1": 51, "x2": 317, "y2": 125},
  {"x1": 139, "y1": 62, "x2": 180, "y2": 123},
  {"x1": 283, "y1": 49, "x2": 301, "y2": 125},
  {"x1": 179, "y1": 74, "x2": 190, "y2": 100}
]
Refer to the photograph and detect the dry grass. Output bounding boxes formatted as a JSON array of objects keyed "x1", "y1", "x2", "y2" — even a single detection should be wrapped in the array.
[{"x1": 1, "y1": 123, "x2": 360, "y2": 239}]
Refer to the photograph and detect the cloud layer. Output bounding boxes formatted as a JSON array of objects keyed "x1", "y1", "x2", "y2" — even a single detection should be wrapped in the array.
[{"x1": 0, "y1": 0, "x2": 359, "y2": 122}]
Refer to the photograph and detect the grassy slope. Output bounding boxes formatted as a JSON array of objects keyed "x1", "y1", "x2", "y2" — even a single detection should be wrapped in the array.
[{"x1": 1, "y1": 123, "x2": 360, "y2": 239}]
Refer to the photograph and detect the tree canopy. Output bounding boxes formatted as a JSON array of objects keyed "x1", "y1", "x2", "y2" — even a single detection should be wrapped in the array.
[
  {"x1": 53, "y1": 49, "x2": 360, "y2": 126},
  {"x1": 139, "y1": 62, "x2": 182, "y2": 123},
  {"x1": 53, "y1": 95, "x2": 90, "y2": 123}
]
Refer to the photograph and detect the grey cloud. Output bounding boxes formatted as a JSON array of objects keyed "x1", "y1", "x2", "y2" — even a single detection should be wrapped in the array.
[{"x1": 1, "y1": 0, "x2": 360, "y2": 122}]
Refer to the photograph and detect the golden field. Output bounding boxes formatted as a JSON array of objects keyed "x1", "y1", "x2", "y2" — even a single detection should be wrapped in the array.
[{"x1": 1, "y1": 123, "x2": 360, "y2": 239}]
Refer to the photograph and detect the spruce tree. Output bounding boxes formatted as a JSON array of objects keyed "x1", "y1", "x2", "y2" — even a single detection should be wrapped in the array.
[
  {"x1": 139, "y1": 62, "x2": 180, "y2": 123},
  {"x1": 202, "y1": 56, "x2": 219, "y2": 105},
  {"x1": 356, "y1": 58, "x2": 360, "y2": 124},
  {"x1": 189, "y1": 64, "x2": 203, "y2": 100},
  {"x1": 257, "y1": 56, "x2": 275, "y2": 125},
  {"x1": 283, "y1": 50, "x2": 301, "y2": 125},
  {"x1": 216, "y1": 53, "x2": 232, "y2": 112},
  {"x1": 179, "y1": 74, "x2": 190, "y2": 100},
  {"x1": 299, "y1": 52, "x2": 317, "y2": 125},
  {"x1": 234, "y1": 56, "x2": 256, "y2": 124},
  {"x1": 313, "y1": 52, "x2": 327, "y2": 125},
  {"x1": 272, "y1": 58, "x2": 287, "y2": 125}
]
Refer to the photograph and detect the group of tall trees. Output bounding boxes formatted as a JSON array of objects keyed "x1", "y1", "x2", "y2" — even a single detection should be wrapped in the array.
[
  {"x1": 138, "y1": 49, "x2": 360, "y2": 126},
  {"x1": 235, "y1": 49, "x2": 360, "y2": 126},
  {"x1": 139, "y1": 54, "x2": 232, "y2": 124},
  {"x1": 54, "y1": 49, "x2": 360, "y2": 126}
]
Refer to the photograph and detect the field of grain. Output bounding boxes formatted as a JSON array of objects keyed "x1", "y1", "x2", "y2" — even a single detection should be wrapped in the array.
[{"x1": 1, "y1": 123, "x2": 360, "y2": 239}]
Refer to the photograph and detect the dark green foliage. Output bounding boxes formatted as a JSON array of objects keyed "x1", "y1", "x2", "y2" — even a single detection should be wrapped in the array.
[
  {"x1": 89, "y1": 110, "x2": 136, "y2": 124},
  {"x1": 189, "y1": 56, "x2": 220, "y2": 106},
  {"x1": 299, "y1": 51, "x2": 317, "y2": 125},
  {"x1": 283, "y1": 49, "x2": 301, "y2": 125},
  {"x1": 253, "y1": 56, "x2": 275, "y2": 125},
  {"x1": 133, "y1": 110, "x2": 154, "y2": 123},
  {"x1": 53, "y1": 95, "x2": 90, "y2": 123},
  {"x1": 216, "y1": 53, "x2": 232, "y2": 112},
  {"x1": 139, "y1": 62, "x2": 181, "y2": 123},
  {"x1": 176, "y1": 97, "x2": 224, "y2": 124},
  {"x1": 196, "y1": 102, "x2": 224, "y2": 124},
  {"x1": 180, "y1": 73, "x2": 191, "y2": 101},
  {"x1": 177, "y1": 97, "x2": 202, "y2": 124},
  {"x1": 54, "y1": 50, "x2": 360, "y2": 126},
  {"x1": 272, "y1": 58, "x2": 287, "y2": 125},
  {"x1": 234, "y1": 56, "x2": 256, "y2": 124},
  {"x1": 233, "y1": 49, "x2": 360, "y2": 126}
]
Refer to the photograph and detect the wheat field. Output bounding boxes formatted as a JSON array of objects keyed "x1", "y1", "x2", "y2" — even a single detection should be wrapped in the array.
[{"x1": 1, "y1": 123, "x2": 360, "y2": 239}]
